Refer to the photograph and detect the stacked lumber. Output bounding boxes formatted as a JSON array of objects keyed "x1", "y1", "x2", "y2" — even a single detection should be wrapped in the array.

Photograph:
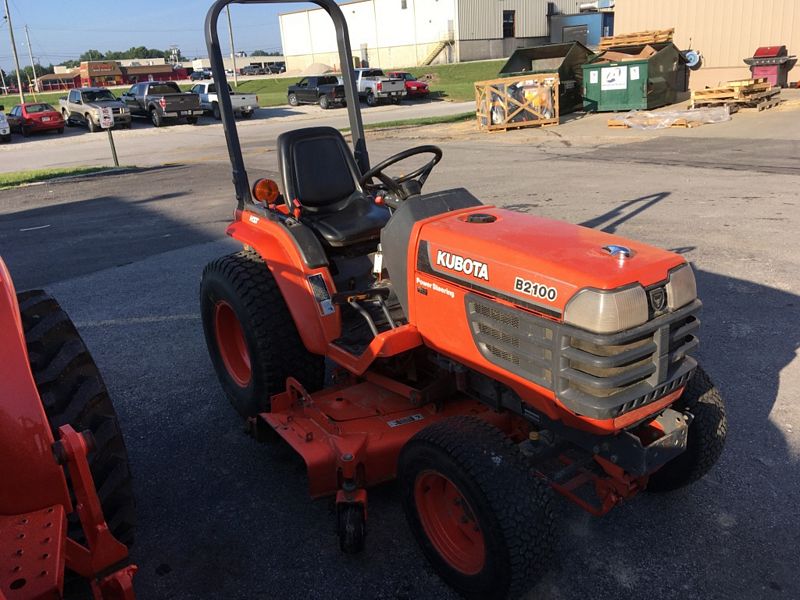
[
  {"x1": 690, "y1": 78, "x2": 781, "y2": 111},
  {"x1": 607, "y1": 117, "x2": 701, "y2": 129},
  {"x1": 598, "y1": 29, "x2": 674, "y2": 50}
]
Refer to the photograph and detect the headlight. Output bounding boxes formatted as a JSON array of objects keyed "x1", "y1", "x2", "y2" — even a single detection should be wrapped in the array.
[
  {"x1": 666, "y1": 263, "x2": 697, "y2": 310},
  {"x1": 564, "y1": 285, "x2": 649, "y2": 334}
]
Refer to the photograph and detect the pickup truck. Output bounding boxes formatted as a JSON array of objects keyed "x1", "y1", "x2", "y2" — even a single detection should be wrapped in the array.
[
  {"x1": 352, "y1": 68, "x2": 405, "y2": 106},
  {"x1": 120, "y1": 81, "x2": 203, "y2": 127},
  {"x1": 59, "y1": 87, "x2": 131, "y2": 132},
  {"x1": 190, "y1": 82, "x2": 258, "y2": 119},
  {"x1": 0, "y1": 106, "x2": 10, "y2": 142},
  {"x1": 286, "y1": 75, "x2": 346, "y2": 109}
]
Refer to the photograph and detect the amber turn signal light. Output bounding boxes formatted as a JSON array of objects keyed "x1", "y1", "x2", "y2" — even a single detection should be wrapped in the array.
[{"x1": 252, "y1": 178, "x2": 280, "y2": 204}]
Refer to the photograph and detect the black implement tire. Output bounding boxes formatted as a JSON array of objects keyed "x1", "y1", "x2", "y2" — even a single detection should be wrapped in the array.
[
  {"x1": 18, "y1": 290, "x2": 136, "y2": 547},
  {"x1": 212, "y1": 102, "x2": 221, "y2": 120},
  {"x1": 150, "y1": 108, "x2": 163, "y2": 127},
  {"x1": 399, "y1": 417, "x2": 557, "y2": 600},
  {"x1": 200, "y1": 249, "x2": 325, "y2": 417},
  {"x1": 288, "y1": 93, "x2": 299, "y2": 107},
  {"x1": 319, "y1": 95, "x2": 329, "y2": 109},
  {"x1": 647, "y1": 366, "x2": 727, "y2": 492}
]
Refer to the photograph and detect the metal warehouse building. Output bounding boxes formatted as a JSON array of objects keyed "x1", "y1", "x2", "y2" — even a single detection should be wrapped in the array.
[
  {"x1": 614, "y1": 0, "x2": 799, "y2": 87},
  {"x1": 279, "y1": 0, "x2": 585, "y2": 72}
]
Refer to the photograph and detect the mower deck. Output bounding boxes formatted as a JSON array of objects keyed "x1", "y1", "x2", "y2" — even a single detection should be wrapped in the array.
[{"x1": 258, "y1": 375, "x2": 510, "y2": 498}]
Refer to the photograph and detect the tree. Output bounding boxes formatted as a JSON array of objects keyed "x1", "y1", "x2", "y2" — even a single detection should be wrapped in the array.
[{"x1": 251, "y1": 50, "x2": 281, "y2": 56}]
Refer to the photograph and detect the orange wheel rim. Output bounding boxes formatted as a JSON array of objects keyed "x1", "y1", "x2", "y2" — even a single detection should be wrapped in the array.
[
  {"x1": 414, "y1": 471, "x2": 486, "y2": 575},
  {"x1": 214, "y1": 301, "x2": 251, "y2": 387}
]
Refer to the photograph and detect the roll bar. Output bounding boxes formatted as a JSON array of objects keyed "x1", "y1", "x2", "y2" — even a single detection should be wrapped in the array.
[{"x1": 204, "y1": 0, "x2": 369, "y2": 210}]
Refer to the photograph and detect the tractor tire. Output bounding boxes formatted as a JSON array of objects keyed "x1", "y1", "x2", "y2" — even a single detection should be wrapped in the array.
[
  {"x1": 399, "y1": 417, "x2": 557, "y2": 600},
  {"x1": 647, "y1": 366, "x2": 727, "y2": 492},
  {"x1": 288, "y1": 93, "x2": 299, "y2": 107},
  {"x1": 150, "y1": 108, "x2": 163, "y2": 128},
  {"x1": 319, "y1": 95, "x2": 329, "y2": 110},
  {"x1": 212, "y1": 102, "x2": 221, "y2": 120},
  {"x1": 86, "y1": 115, "x2": 98, "y2": 133},
  {"x1": 200, "y1": 249, "x2": 325, "y2": 417},
  {"x1": 17, "y1": 290, "x2": 136, "y2": 548}
]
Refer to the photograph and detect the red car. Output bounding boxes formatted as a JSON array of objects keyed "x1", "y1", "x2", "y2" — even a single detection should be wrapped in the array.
[
  {"x1": 386, "y1": 71, "x2": 430, "y2": 98},
  {"x1": 7, "y1": 102, "x2": 65, "y2": 137}
]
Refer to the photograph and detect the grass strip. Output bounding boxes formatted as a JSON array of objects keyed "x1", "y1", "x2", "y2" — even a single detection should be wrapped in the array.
[{"x1": 0, "y1": 166, "x2": 122, "y2": 190}]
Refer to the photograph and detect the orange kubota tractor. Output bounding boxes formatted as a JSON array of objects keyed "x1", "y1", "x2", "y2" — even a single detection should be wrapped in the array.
[
  {"x1": 0, "y1": 258, "x2": 136, "y2": 600},
  {"x1": 201, "y1": 2, "x2": 727, "y2": 598}
]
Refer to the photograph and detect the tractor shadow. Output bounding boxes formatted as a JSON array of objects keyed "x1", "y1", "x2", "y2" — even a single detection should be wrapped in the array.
[{"x1": 536, "y1": 194, "x2": 800, "y2": 598}]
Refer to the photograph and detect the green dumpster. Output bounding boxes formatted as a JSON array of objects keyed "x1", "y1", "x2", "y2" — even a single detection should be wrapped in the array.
[
  {"x1": 499, "y1": 42, "x2": 594, "y2": 114},
  {"x1": 582, "y1": 42, "x2": 688, "y2": 112}
]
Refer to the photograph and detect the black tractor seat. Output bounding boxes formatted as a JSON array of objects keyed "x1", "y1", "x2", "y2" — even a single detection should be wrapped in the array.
[{"x1": 277, "y1": 127, "x2": 390, "y2": 249}]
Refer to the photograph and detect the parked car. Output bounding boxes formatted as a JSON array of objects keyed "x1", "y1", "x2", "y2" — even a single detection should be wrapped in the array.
[
  {"x1": 59, "y1": 87, "x2": 131, "y2": 132},
  {"x1": 386, "y1": 71, "x2": 430, "y2": 98},
  {"x1": 6, "y1": 103, "x2": 64, "y2": 137},
  {"x1": 287, "y1": 75, "x2": 346, "y2": 109},
  {"x1": 190, "y1": 81, "x2": 258, "y2": 119},
  {"x1": 267, "y1": 63, "x2": 285, "y2": 74},
  {"x1": 352, "y1": 68, "x2": 405, "y2": 106},
  {"x1": 0, "y1": 106, "x2": 10, "y2": 142},
  {"x1": 120, "y1": 81, "x2": 203, "y2": 127},
  {"x1": 190, "y1": 69, "x2": 212, "y2": 81},
  {"x1": 240, "y1": 65, "x2": 264, "y2": 76}
]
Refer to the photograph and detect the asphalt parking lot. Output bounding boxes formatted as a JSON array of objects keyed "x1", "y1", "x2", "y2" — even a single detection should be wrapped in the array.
[{"x1": 1, "y1": 104, "x2": 798, "y2": 599}]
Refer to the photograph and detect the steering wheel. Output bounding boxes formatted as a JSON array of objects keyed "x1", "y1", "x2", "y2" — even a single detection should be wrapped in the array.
[{"x1": 359, "y1": 145, "x2": 442, "y2": 203}]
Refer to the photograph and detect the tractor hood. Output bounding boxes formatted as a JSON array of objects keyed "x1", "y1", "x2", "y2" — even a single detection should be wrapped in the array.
[{"x1": 414, "y1": 206, "x2": 685, "y2": 317}]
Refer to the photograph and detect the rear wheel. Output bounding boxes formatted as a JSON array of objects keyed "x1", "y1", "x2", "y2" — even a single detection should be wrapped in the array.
[
  {"x1": 18, "y1": 290, "x2": 136, "y2": 547},
  {"x1": 58, "y1": 128, "x2": 64, "y2": 134},
  {"x1": 319, "y1": 95, "x2": 329, "y2": 109},
  {"x1": 200, "y1": 249, "x2": 325, "y2": 417},
  {"x1": 399, "y1": 417, "x2": 557, "y2": 600},
  {"x1": 212, "y1": 102, "x2": 221, "y2": 120},
  {"x1": 150, "y1": 109, "x2": 163, "y2": 127},
  {"x1": 241, "y1": 110, "x2": 254, "y2": 119},
  {"x1": 288, "y1": 93, "x2": 299, "y2": 107},
  {"x1": 186, "y1": 116, "x2": 198, "y2": 125},
  {"x1": 647, "y1": 366, "x2": 727, "y2": 492},
  {"x1": 21, "y1": 125, "x2": 31, "y2": 137},
  {"x1": 366, "y1": 91, "x2": 377, "y2": 107}
]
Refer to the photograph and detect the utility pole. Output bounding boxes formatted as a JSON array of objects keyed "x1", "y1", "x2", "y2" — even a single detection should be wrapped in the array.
[
  {"x1": 226, "y1": 5, "x2": 238, "y2": 86},
  {"x1": 24, "y1": 25, "x2": 37, "y2": 93},
  {"x1": 3, "y1": 0, "x2": 25, "y2": 103}
]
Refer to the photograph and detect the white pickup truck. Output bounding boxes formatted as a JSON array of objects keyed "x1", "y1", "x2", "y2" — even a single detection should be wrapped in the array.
[
  {"x1": 0, "y1": 106, "x2": 10, "y2": 142},
  {"x1": 189, "y1": 81, "x2": 258, "y2": 119},
  {"x1": 352, "y1": 68, "x2": 405, "y2": 106}
]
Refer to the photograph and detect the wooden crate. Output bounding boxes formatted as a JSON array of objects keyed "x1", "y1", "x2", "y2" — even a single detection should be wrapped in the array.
[
  {"x1": 599, "y1": 28, "x2": 674, "y2": 50},
  {"x1": 607, "y1": 117, "x2": 702, "y2": 129},
  {"x1": 475, "y1": 74, "x2": 559, "y2": 132}
]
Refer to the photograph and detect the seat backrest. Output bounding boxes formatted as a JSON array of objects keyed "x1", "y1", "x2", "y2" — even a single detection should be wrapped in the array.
[{"x1": 277, "y1": 127, "x2": 363, "y2": 213}]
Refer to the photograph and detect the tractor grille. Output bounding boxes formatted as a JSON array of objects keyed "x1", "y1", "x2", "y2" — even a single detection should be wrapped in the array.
[{"x1": 466, "y1": 293, "x2": 701, "y2": 420}]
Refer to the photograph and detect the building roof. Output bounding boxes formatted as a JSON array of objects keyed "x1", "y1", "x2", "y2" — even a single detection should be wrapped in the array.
[
  {"x1": 38, "y1": 72, "x2": 79, "y2": 81},
  {"x1": 279, "y1": 0, "x2": 367, "y2": 17}
]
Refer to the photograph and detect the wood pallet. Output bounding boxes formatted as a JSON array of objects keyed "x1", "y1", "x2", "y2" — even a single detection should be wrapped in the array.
[
  {"x1": 475, "y1": 74, "x2": 560, "y2": 132},
  {"x1": 599, "y1": 28, "x2": 674, "y2": 50},
  {"x1": 690, "y1": 78, "x2": 780, "y2": 110},
  {"x1": 607, "y1": 117, "x2": 702, "y2": 129}
]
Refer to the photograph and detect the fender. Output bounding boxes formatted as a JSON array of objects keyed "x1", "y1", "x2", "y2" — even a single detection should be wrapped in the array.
[
  {"x1": 227, "y1": 212, "x2": 341, "y2": 355},
  {"x1": 0, "y1": 258, "x2": 70, "y2": 514}
]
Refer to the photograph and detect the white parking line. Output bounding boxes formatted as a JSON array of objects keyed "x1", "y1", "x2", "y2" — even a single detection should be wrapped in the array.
[{"x1": 75, "y1": 313, "x2": 200, "y2": 328}]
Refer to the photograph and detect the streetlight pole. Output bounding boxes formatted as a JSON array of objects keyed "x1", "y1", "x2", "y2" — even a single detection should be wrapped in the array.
[
  {"x1": 24, "y1": 25, "x2": 37, "y2": 93},
  {"x1": 2, "y1": 0, "x2": 25, "y2": 103},
  {"x1": 226, "y1": 5, "x2": 238, "y2": 86}
]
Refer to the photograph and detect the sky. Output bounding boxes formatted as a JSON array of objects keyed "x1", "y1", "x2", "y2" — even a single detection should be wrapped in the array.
[{"x1": 0, "y1": 0, "x2": 322, "y2": 71}]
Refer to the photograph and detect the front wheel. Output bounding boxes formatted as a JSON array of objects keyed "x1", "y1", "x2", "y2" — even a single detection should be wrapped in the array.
[
  {"x1": 399, "y1": 417, "x2": 557, "y2": 600},
  {"x1": 63, "y1": 110, "x2": 72, "y2": 126},
  {"x1": 647, "y1": 366, "x2": 727, "y2": 492},
  {"x1": 86, "y1": 115, "x2": 98, "y2": 133},
  {"x1": 200, "y1": 250, "x2": 325, "y2": 417},
  {"x1": 288, "y1": 93, "x2": 299, "y2": 107}
]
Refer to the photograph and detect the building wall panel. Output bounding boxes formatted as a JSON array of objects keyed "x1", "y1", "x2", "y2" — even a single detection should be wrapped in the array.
[{"x1": 614, "y1": 0, "x2": 799, "y2": 86}]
